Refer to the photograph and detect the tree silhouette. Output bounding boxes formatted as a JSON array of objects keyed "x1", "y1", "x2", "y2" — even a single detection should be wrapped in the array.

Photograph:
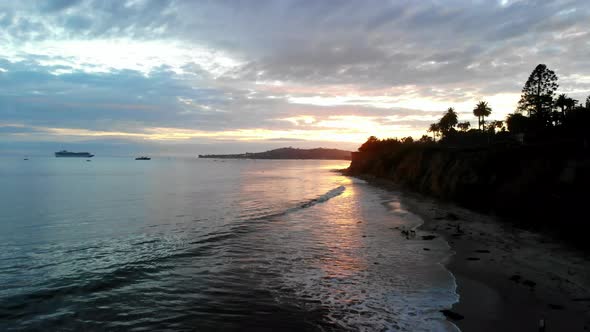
[
  {"x1": 517, "y1": 64, "x2": 558, "y2": 122},
  {"x1": 554, "y1": 93, "x2": 569, "y2": 125},
  {"x1": 416, "y1": 64, "x2": 588, "y2": 147},
  {"x1": 555, "y1": 93, "x2": 568, "y2": 114},
  {"x1": 473, "y1": 101, "x2": 492, "y2": 130},
  {"x1": 439, "y1": 107, "x2": 458, "y2": 136},
  {"x1": 428, "y1": 123, "x2": 441, "y2": 141},
  {"x1": 553, "y1": 93, "x2": 578, "y2": 125},
  {"x1": 506, "y1": 113, "x2": 528, "y2": 133},
  {"x1": 457, "y1": 121, "x2": 471, "y2": 132},
  {"x1": 565, "y1": 97, "x2": 577, "y2": 111},
  {"x1": 491, "y1": 120, "x2": 504, "y2": 132},
  {"x1": 359, "y1": 136, "x2": 379, "y2": 152},
  {"x1": 402, "y1": 136, "x2": 414, "y2": 144},
  {"x1": 418, "y1": 135, "x2": 434, "y2": 143}
]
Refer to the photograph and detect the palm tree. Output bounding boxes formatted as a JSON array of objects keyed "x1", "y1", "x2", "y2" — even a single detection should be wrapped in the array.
[
  {"x1": 439, "y1": 107, "x2": 458, "y2": 135},
  {"x1": 473, "y1": 101, "x2": 492, "y2": 130},
  {"x1": 428, "y1": 123, "x2": 440, "y2": 142},
  {"x1": 555, "y1": 94, "x2": 578, "y2": 125},
  {"x1": 554, "y1": 94, "x2": 569, "y2": 125},
  {"x1": 565, "y1": 97, "x2": 577, "y2": 111},
  {"x1": 447, "y1": 107, "x2": 458, "y2": 126},
  {"x1": 457, "y1": 121, "x2": 470, "y2": 132},
  {"x1": 555, "y1": 94, "x2": 568, "y2": 113}
]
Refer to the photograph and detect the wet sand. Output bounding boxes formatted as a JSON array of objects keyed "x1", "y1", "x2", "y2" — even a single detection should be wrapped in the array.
[
  {"x1": 355, "y1": 175, "x2": 590, "y2": 331},
  {"x1": 405, "y1": 195, "x2": 590, "y2": 331}
]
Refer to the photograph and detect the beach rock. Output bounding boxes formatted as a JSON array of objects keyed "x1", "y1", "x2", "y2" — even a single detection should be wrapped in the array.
[
  {"x1": 440, "y1": 309, "x2": 464, "y2": 321},
  {"x1": 548, "y1": 304, "x2": 564, "y2": 310},
  {"x1": 446, "y1": 213, "x2": 459, "y2": 220},
  {"x1": 523, "y1": 280, "x2": 536, "y2": 287},
  {"x1": 572, "y1": 297, "x2": 590, "y2": 302},
  {"x1": 509, "y1": 275, "x2": 521, "y2": 282},
  {"x1": 421, "y1": 235, "x2": 437, "y2": 240}
]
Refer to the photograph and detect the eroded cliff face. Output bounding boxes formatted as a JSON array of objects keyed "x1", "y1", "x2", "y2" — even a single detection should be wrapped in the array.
[{"x1": 349, "y1": 146, "x2": 590, "y2": 246}]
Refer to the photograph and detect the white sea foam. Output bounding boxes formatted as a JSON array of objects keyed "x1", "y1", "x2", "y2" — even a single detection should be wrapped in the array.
[
  {"x1": 262, "y1": 181, "x2": 459, "y2": 331},
  {"x1": 0, "y1": 158, "x2": 459, "y2": 331}
]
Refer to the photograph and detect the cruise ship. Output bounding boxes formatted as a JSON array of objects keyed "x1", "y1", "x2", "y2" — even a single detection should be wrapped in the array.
[{"x1": 55, "y1": 150, "x2": 95, "y2": 158}]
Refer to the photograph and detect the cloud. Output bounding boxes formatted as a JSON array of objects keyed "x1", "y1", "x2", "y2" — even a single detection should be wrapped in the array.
[
  {"x1": 1, "y1": 0, "x2": 589, "y2": 155},
  {"x1": 40, "y1": 0, "x2": 84, "y2": 12}
]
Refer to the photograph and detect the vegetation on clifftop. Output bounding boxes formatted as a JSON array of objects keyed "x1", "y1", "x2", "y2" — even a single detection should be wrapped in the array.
[
  {"x1": 358, "y1": 63, "x2": 590, "y2": 150},
  {"x1": 349, "y1": 64, "x2": 590, "y2": 249}
]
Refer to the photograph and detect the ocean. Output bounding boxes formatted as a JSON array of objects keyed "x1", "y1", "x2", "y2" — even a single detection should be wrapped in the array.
[{"x1": 0, "y1": 157, "x2": 458, "y2": 331}]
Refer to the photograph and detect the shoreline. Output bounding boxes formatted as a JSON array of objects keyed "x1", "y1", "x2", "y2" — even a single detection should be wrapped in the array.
[{"x1": 351, "y1": 174, "x2": 590, "y2": 331}]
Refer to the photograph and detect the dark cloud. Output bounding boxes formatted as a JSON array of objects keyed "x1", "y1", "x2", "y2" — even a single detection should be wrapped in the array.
[
  {"x1": 1, "y1": 0, "x2": 590, "y2": 155},
  {"x1": 0, "y1": 125, "x2": 43, "y2": 134},
  {"x1": 0, "y1": 60, "x2": 229, "y2": 130},
  {"x1": 40, "y1": 0, "x2": 84, "y2": 12}
]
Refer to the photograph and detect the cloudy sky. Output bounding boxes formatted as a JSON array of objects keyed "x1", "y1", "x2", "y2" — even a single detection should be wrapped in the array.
[{"x1": 1, "y1": 0, "x2": 589, "y2": 156}]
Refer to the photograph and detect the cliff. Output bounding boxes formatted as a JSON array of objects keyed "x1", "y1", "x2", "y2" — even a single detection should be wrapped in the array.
[
  {"x1": 348, "y1": 144, "x2": 590, "y2": 247},
  {"x1": 199, "y1": 147, "x2": 352, "y2": 160}
]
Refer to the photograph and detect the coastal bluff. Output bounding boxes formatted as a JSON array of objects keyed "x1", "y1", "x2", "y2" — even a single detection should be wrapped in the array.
[{"x1": 347, "y1": 144, "x2": 590, "y2": 248}]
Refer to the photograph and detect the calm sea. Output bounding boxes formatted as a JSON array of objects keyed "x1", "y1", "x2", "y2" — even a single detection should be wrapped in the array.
[{"x1": 0, "y1": 157, "x2": 458, "y2": 331}]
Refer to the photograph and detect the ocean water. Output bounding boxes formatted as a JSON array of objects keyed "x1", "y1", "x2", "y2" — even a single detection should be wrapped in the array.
[{"x1": 0, "y1": 157, "x2": 458, "y2": 331}]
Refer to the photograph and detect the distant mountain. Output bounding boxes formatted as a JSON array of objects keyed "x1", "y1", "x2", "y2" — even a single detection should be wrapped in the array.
[{"x1": 198, "y1": 147, "x2": 352, "y2": 160}]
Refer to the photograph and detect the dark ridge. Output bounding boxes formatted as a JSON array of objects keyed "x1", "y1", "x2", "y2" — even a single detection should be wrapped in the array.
[{"x1": 198, "y1": 147, "x2": 351, "y2": 160}]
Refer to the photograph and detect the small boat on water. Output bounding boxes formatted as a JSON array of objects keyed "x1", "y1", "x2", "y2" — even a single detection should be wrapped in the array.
[
  {"x1": 135, "y1": 156, "x2": 151, "y2": 160},
  {"x1": 55, "y1": 150, "x2": 94, "y2": 158}
]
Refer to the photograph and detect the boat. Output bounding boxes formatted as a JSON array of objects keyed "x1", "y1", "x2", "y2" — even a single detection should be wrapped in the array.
[
  {"x1": 55, "y1": 150, "x2": 94, "y2": 158},
  {"x1": 135, "y1": 156, "x2": 151, "y2": 160}
]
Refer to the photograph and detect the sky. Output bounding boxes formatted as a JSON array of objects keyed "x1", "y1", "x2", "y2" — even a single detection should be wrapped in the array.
[{"x1": 1, "y1": 0, "x2": 589, "y2": 156}]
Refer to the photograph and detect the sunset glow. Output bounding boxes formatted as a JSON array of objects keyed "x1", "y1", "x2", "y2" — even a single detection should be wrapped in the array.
[{"x1": 1, "y1": 1, "x2": 589, "y2": 156}]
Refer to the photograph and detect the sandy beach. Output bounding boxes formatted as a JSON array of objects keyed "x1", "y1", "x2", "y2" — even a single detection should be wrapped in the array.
[{"x1": 358, "y1": 176, "x2": 590, "y2": 331}]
